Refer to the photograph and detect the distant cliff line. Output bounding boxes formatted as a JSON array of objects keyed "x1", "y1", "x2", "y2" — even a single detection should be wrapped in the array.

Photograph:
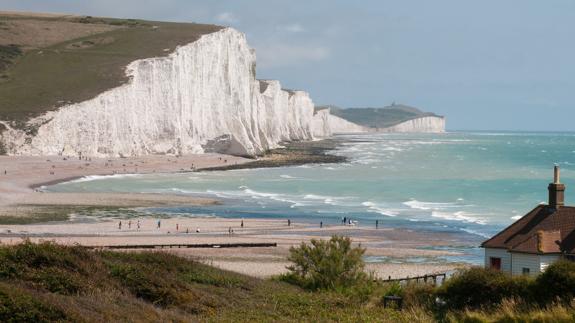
[
  {"x1": 0, "y1": 13, "x2": 444, "y2": 158},
  {"x1": 313, "y1": 105, "x2": 445, "y2": 134}
]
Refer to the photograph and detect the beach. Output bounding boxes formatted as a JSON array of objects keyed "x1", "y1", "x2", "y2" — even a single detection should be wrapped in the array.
[{"x1": 0, "y1": 150, "x2": 465, "y2": 279}]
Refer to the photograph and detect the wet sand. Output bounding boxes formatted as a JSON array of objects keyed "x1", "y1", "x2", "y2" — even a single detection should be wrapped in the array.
[
  {"x1": 0, "y1": 150, "x2": 466, "y2": 279},
  {"x1": 0, "y1": 216, "x2": 466, "y2": 279},
  {"x1": 0, "y1": 154, "x2": 249, "y2": 214}
]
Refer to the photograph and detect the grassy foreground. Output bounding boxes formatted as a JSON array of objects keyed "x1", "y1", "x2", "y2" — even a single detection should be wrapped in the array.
[
  {"x1": 0, "y1": 242, "x2": 410, "y2": 322},
  {"x1": 1, "y1": 242, "x2": 574, "y2": 322}
]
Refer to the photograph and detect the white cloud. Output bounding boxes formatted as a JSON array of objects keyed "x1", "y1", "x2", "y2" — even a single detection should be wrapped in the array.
[
  {"x1": 278, "y1": 23, "x2": 305, "y2": 33},
  {"x1": 257, "y1": 43, "x2": 330, "y2": 68},
  {"x1": 215, "y1": 12, "x2": 238, "y2": 24}
]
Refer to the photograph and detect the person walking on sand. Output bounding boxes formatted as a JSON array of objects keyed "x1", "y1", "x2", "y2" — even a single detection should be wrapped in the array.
[
  {"x1": 241, "y1": 219, "x2": 244, "y2": 228},
  {"x1": 137, "y1": 220, "x2": 140, "y2": 231},
  {"x1": 176, "y1": 223, "x2": 179, "y2": 232},
  {"x1": 288, "y1": 219, "x2": 291, "y2": 227},
  {"x1": 118, "y1": 221, "x2": 122, "y2": 230},
  {"x1": 320, "y1": 221, "x2": 323, "y2": 228},
  {"x1": 376, "y1": 220, "x2": 379, "y2": 229},
  {"x1": 157, "y1": 219, "x2": 161, "y2": 229}
]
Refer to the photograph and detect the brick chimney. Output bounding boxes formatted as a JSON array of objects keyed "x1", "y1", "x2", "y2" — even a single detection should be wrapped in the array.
[{"x1": 548, "y1": 165, "x2": 565, "y2": 209}]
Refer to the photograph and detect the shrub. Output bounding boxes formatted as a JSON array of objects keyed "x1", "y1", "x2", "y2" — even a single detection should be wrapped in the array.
[
  {"x1": 436, "y1": 267, "x2": 532, "y2": 310},
  {"x1": 281, "y1": 235, "x2": 367, "y2": 291},
  {"x1": 0, "y1": 283, "x2": 69, "y2": 322},
  {"x1": 534, "y1": 260, "x2": 575, "y2": 304},
  {"x1": 402, "y1": 282, "x2": 436, "y2": 310}
]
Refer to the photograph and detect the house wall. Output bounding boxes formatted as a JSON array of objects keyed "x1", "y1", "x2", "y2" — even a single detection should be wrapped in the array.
[
  {"x1": 484, "y1": 248, "x2": 511, "y2": 273},
  {"x1": 511, "y1": 253, "x2": 541, "y2": 276},
  {"x1": 484, "y1": 249, "x2": 562, "y2": 276},
  {"x1": 539, "y1": 254, "x2": 561, "y2": 272}
]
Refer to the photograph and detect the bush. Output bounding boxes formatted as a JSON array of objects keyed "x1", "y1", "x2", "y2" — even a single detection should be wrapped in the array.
[
  {"x1": 534, "y1": 260, "x2": 575, "y2": 305},
  {"x1": 281, "y1": 235, "x2": 367, "y2": 291},
  {"x1": 436, "y1": 267, "x2": 532, "y2": 310},
  {"x1": 402, "y1": 282, "x2": 436, "y2": 310}
]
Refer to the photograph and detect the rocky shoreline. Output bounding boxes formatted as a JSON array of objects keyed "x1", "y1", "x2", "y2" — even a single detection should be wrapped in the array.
[{"x1": 202, "y1": 138, "x2": 347, "y2": 172}]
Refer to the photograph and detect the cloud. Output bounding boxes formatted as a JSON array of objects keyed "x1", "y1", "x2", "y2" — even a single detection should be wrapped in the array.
[
  {"x1": 256, "y1": 43, "x2": 330, "y2": 68},
  {"x1": 215, "y1": 12, "x2": 238, "y2": 24},
  {"x1": 278, "y1": 23, "x2": 305, "y2": 33}
]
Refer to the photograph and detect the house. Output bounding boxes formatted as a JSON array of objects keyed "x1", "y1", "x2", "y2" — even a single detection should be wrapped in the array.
[{"x1": 481, "y1": 166, "x2": 574, "y2": 276}]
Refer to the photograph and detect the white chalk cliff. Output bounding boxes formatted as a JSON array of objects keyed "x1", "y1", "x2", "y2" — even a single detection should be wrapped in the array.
[
  {"x1": 376, "y1": 116, "x2": 445, "y2": 133},
  {"x1": 312, "y1": 108, "x2": 444, "y2": 135},
  {"x1": 1, "y1": 28, "x2": 330, "y2": 157}
]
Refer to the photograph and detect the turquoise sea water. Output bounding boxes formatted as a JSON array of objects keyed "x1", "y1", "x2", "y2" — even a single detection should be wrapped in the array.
[{"x1": 48, "y1": 132, "x2": 575, "y2": 263}]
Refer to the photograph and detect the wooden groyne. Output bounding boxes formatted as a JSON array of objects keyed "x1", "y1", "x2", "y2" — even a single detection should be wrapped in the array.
[{"x1": 86, "y1": 242, "x2": 277, "y2": 250}]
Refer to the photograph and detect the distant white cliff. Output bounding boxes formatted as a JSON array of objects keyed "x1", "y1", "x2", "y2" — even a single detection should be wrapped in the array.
[
  {"x1": 1, "y1": 28, "x2": 329, "y2": 157},
  {"x1": 312, "y1": 108, "x2": 444, "y2": 136},
  {"x1": 376, "y1": 116, "x2": 445, "y2": 133}
]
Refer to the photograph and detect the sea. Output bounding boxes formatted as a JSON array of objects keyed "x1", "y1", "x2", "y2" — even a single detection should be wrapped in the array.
[{"x1": 46, "y1": 132, "x2": 575, "y2": 264}]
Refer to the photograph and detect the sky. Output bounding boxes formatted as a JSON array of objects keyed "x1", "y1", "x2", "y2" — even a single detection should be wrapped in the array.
[{"x1": 3, "y1": 0, "x2": 575, "y2": 131}]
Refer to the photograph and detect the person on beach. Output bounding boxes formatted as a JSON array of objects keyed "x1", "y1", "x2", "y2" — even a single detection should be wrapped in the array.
[
  {"x1": 137, "y1": 220, "x2": 140, "y2": 231},
  {"x1": 157, "y1": 219, "x2": 161, "y2": 229},
  {"x1": 228, "y1": 227, "x2": 232, "y2": 235},
  {"x1": 128, "y1": 220, "x2": 132, "y2": 229},
  {"x1": 241, "y1": 219, "x2": 244, "y2": 228},
  {"x1": 343, "y1": 217, "x2": 347, "y2": 225},
  {"x1": 118, "y1": 221, "x2": 122, "y2": 230},
  {"x1": 288, "y1": 219, "x2": 291, "y2": 226},
  {"x1": 376, "y1": 220, "x2": 379, "y2": 229},
  {"x1": 176, "y1": 223, "x2": 179, "y2": 232},
  {"x1": 320, "y1": 221, "x2": 323, "y2": 228}
]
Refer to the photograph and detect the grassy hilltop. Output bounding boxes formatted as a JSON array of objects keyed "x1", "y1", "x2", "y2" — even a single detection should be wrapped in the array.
[
  {"x1": 319, "y1": 104, "x2": 442, "y2": 129},
  {"x1": 0, "y1": 12, "x2": 221, "y2": 124}
]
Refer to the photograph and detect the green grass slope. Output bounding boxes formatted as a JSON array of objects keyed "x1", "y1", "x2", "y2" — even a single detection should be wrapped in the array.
[
  {"x1": 0, "y1": 13, "x2": 221, "y2": 124},
  {"x1": 324, "y1": 104, "x2": 442, "y2": 129},
  {"x1": 0, "y1": 242, "x2": 409, "y2": 322}
]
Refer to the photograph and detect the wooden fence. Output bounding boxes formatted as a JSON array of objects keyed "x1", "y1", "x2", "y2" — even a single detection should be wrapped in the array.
[{"x1": 377, "y1": 273, "x2": 447, "y2": 285}]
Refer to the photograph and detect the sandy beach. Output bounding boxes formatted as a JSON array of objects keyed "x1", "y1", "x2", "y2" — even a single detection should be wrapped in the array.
[
  {"x1": 0, "y1": 153, "x2": 466, "y2": 279},
  {"x1": 0, "y1": 154, "x2": 249, "y2": 211}
]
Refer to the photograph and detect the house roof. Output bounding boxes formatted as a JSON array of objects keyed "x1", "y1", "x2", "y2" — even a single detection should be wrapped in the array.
[{"x1": 481, "y1": 205, "x2": 575, "y2": 254}]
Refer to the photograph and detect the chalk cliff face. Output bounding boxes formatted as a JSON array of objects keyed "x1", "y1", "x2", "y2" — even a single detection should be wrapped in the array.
[
  {"x1": 376, "y1": 116, "x2": 445, "y2": 133},
  {"x1": 1, "y1": 28, "x2": 327, "y2": 157}
]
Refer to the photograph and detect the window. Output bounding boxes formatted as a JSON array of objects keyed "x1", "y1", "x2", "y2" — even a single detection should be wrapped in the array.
[
  {"x1": 490, "y1": 257, "x2": 501, "y2": 270},
  {"x1": 522, "y1": 267, "x2": 530, "y2": 275}
]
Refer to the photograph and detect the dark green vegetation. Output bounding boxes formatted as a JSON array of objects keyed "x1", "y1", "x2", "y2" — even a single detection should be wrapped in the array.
[
  {"x1": 0, "y1": 44, "x2": 21, "y2": 75},
  {"x1": 2, "y1": 241, "x2": 575, "y2": 322},
  {"x1": 0, "y1": 242, "x2": 411, "y2": 322},
  {"x1": 280, "y1": 236, "x2": 369, "y2": 291},
  {"x1": 279, "y1": 237, "x2": 575, "y2": 322},
  {"x1": 322, "y1": 103, "x2": 442, "y2": 128},
  {"x1": 0, "y1": 13, "x2": 221, "y2": 123}
]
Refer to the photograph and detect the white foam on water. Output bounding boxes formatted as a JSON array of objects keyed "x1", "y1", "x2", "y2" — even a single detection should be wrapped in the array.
[
  {"x1": 460, "y1": 228, "x2": 491, "y2": 239},
  {"x1": 510, "y1": 215, "x2": 522, "y2": 220},
  {"x1": 431, "y1": 211, "x2": 487, "y2": 225},
  {"x1": 403, "y1": 200, "x2": 459, "y2": 211},
  {"x1": 63, "y1": 173, "x2": 142, "y2": 184}
]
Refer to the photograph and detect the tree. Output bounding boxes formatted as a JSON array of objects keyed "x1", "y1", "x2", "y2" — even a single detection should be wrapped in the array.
[{"x1": 284, "y1": 235, "x2": 367, "y2": 290}]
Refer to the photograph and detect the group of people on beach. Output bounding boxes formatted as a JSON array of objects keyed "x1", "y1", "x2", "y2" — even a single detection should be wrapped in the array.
[{"x1": 118, "y1": 219, "x2": 141, "y2": 231}]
